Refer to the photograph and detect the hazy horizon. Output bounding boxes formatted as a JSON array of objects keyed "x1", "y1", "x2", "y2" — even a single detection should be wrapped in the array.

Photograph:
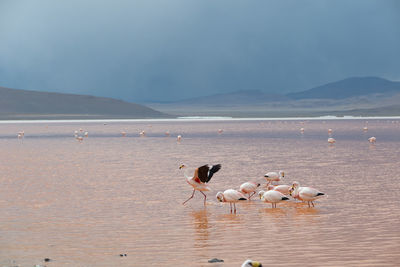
[{"x1": 1, "y1": 0, "x2": 399, "y2": 102}]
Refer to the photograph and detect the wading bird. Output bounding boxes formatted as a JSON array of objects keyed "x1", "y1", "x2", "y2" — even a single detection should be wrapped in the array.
[
  {"x1": 289, "y1": 181, "x2": 325, "y2": 207},
  {"x1": 328, "y1": 137, "x2": 336, "y2": 144},
  {"x1": 258, "y1": 190, "x2": 289, "y2": 208},
  {"x1": 266, "y1": 184, "x2": 291, "y2": 196},
  {"x1": 242, "y1": 259, "x2": 263, "y2": 267},
  {"x1": 239, "y1": 182, "x2": 260, "y2": 200},
  {"x1": 264, "y1": 171, "x2": 284, "y2": 186},
  {"x1": 216, "y1": 189, "x2": 247, "y2": 213},
  {"x1": 368, "y1": 136, "x2": 376, "y2": 143},
  {"x1": 180, "y1": 164, "x2": 221, "y2": 206}
]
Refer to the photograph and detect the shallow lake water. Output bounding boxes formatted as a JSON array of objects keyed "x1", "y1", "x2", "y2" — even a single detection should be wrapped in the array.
[{"x1": 0, "y1": 119, "x2": 399, "y2": 266}]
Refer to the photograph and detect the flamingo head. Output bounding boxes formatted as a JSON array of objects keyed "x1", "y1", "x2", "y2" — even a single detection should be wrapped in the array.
[
  {"x1": 290, "y1": 181, "x2": 300, "y2": 194},
  {"x1": 179, "y1": 164, "x2": 186, "y2": 170},
  {"x1": 216, "y1": 192, "x2": 224, "y2": 202},
  {"x1": 242, "y1": 259, "x2": 262, "y2": 267},
  {"x1": 258, "y1": 190, "x2": 266, "y2": 199}
]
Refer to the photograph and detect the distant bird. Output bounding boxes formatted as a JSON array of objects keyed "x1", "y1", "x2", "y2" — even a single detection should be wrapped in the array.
[
  {"x1": 121, "y1": 131, "x2": 127, "y2": 137},
  {"x1": 17, "y1": 131, "x2": 24, "y2": 139},
  {"x1": 239, "y1": 182, "x2": 261, "y2": 200},
  {"x1": 300, "y1": 128, "x2": 305, "y2": 133},
  {"x1": 177, "y1": 135, "x2": 182, "y2": 142},
  {"x1": 76, "y1": 136, "x2": 84, "y2": 142},
  {"x1": 328, "y1": 137, "x2": 336, "y2": 144},
  {"x1": 218, "y1": 129, "x2": 223, "y2": 134},
  {"x1": 74, "y1": 130, "x2": 78, "y2": 137},
  {"x1": 242, "y1": 259, "x2": 263, "y2": 267},
  {"x1": 216, "y1": 189, "x2": 247, "y2": 213},
  {"x1": 289, "y1": 181, "x2": 325, "y2": 207},
  {"x1": 258, "y1": 190, "x2": 289, "y2": 208},
  {"x1": 363, "y1": 126, "x2": 368, "y2": 132},
  {"x1": 84, "y1": 132, "x2": 89, "y2": 137},
  {"x1": 266, "y1": 184, "x2": 291, "y2": 196},
  {"x1": 165, "y1": 131, "x2": 170, "y2": 137},
  {"x1": 79, "y1": 128, "x2": 83, "y2": 132},
  {"x1": 180, "y1": 164, "x2": 221, "y2": 206},
  {"x1": 368, "y1": 136, "x2": 376, "y2": 143},
  {"x1": 328, "y1": 128, "x2": 333, "y2": 134},
  {"x1": 264, "y1": 171, "x2": 284, "y2": 186},
  {"x1": 139, "y1": 131, "x2": 146, "y2": 137}
]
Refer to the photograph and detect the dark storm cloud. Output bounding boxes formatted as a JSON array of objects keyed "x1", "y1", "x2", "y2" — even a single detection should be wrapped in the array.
[{"x1": 0, "y1": 0, "x2": 399, "y2": 102}]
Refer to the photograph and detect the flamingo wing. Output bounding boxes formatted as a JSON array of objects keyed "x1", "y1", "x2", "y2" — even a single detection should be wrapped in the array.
[
  {"x1": 197, "y1": 164, "x2": 221, "y2": 183},
  {"x1": 300, "y1": 187, "x2": 324, "y2": 198}
]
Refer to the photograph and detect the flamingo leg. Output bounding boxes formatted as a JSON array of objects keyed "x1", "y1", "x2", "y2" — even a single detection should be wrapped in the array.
[
  {"x1": 199, "y1": 191, "x2": 207, "y2": 206},
  {"x1": 307, "y1": 201, "x2": 311, "y2": 208},
  {"x1": 230, "y1": 203, "x2": 232, "y2": 213},
  {"x1": 311, "y1": 201, "x2": 315, "y2": 207},
  {"x1": 249, "y1": 192, "x2": 256, "y2": 199},
  {"x1": 234, "y1": 203, "x2": 237, "y2": 213},
  {"x1": 183, "y1": 189, "x2": 196, "y2": 205}
]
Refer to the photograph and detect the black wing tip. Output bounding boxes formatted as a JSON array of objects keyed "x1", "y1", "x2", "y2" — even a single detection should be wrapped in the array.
[
  {"x1": 239, "y1": 198, "x2": 247, "y2": 201},
  {"x1": 317, "y1": 192, "x2": 325, "y2": 196},
  {"x1": 282, "y1": 197, "x2": 289, "y2": 200}
]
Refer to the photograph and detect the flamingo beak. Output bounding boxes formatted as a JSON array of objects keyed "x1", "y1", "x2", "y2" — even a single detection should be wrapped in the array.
[{"x1": 252, "y1": 262, "x2": 262, "y2": 267}]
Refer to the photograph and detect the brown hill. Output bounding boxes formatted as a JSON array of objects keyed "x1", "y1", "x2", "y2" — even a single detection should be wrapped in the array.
[{"x1": 0, "y1": 86, "x2": 169, "y2": 119}]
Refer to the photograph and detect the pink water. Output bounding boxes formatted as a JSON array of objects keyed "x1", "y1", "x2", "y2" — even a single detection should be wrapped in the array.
[{"x1": 0, "y1": 119, "x2": 399, "y2": 266}]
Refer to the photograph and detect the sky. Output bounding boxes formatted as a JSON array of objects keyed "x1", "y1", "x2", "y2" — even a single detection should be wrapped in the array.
[{"x1": 0, "y1": 0, "x2": 399, "y2": 102}]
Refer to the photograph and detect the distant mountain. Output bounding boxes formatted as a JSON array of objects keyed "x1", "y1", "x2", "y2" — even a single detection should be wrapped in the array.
[
  {"x1": 287, "y1": 77, "x2": 400, "y2": 100},
  {"x1": 0, "y1": 86, "x2": 169, "y2": 119},
  {"x1": 172, "y1": 90, "x2": 287, "y2": 105}
]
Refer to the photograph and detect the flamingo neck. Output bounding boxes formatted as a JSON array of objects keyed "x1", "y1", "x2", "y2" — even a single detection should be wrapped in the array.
[{"x1": 183, "y1": 168, "x2": 192, "y2": 180}]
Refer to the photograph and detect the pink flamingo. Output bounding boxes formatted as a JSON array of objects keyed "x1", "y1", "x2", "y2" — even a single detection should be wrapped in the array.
[
  {"x1": 289, "y1": 181, "x2": 325, "y2": 207},
  {"x1": 216, "y1": 189, "x2": 247, "y2": 213},
  {"x1": 239, "y1": 182, "x2": 261, "y2": 200},
  {"x1": 266, "y1": 184, "x2": 291, "y2": 196},
  {"x1": 180, "y1": 164, "x2": 221, "y2": 206},
  {"x1": 258, "y1": 190, "x2": 289, "y2": 208}
]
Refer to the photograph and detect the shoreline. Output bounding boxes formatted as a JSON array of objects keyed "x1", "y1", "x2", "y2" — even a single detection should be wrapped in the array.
[{"x1": 1, "y1": 115, "x2": 400, "y2": 124}]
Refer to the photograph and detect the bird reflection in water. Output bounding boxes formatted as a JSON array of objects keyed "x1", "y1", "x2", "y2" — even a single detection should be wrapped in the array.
[{"x1": 190, "y1": 209, "x2": 210, "y2": 246}]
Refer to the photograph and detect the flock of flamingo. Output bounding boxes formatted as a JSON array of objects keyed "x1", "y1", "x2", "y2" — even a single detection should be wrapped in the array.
[
  {"x1": 16, "y1": 123, "x2": 376, "y2": 146},
  {"x1": 180, "y1": 163, "x2": 325, "y2": 213}
]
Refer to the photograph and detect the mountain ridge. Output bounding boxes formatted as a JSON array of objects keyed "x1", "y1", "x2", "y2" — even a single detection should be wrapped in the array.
[{"x1": 0, "y1": 86, "x2": 170, "y2": 119}]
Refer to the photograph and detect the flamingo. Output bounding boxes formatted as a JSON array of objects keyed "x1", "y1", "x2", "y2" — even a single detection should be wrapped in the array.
[
  {"x1": 216, "y1": 189, "x2": 247, "y2": 213},
  {"x1": 258, "y1": 190, "x2": 289, "y2": 208},
  {"x1": 177, "y1": 135, "x2": 182, "y2": 142},
  {"x1": 165, "y1": 131, "x2": 170, "y2": 137},
  {"x1": 121, "y1": 131, "x2": 127, "y2": 137},
  {"x1": 328, "y1": 137, "x2": 336, "y2": 144},
  {"x1": 266, "y1": 184, "x2": 291, "y2": 196},
  {"x1": 218, "y1": 129, "x2": 223, "y2": 134},
  {"x1": 242, "y1": 259, "x2": 263, "y2": 267},
  {"x1": 84, "y1": 132, "x2": 89, "y2": 137},
  {"x1": 239, "y1": 182, "x2": 261, "y2": 200},
  {"x1": 328, "y1": 128, "x2": 333, "y2": 134},
  {"x1": 289, "y1": 181, "x2": 324, "y2": 207},
  {"x1": 363, "y1": 126, "x2": 368, "y2": 132},
  {"x1": 264, "y1": 171, "x2": 284, "y2": 186},
  {"x1": 368, "y1": 136, "x2": 376, "y2": 143},
  {"x1": 180, "y1": 164, "x2": 221, "y2": 206},
  {"x1": 139, "y1": 131, "x2": 146, "y2": 137},
  {"x1": 17, "y1": 131, "x2": 24, "y2": 139},
  {"x1": 300, "y1": 128, "x2": 305, "y2": 133}
]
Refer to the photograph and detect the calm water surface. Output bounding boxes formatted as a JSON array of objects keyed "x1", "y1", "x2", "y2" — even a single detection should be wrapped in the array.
[{"x1": 0, "y1": 119, "x2": 399, "y2": 266}]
